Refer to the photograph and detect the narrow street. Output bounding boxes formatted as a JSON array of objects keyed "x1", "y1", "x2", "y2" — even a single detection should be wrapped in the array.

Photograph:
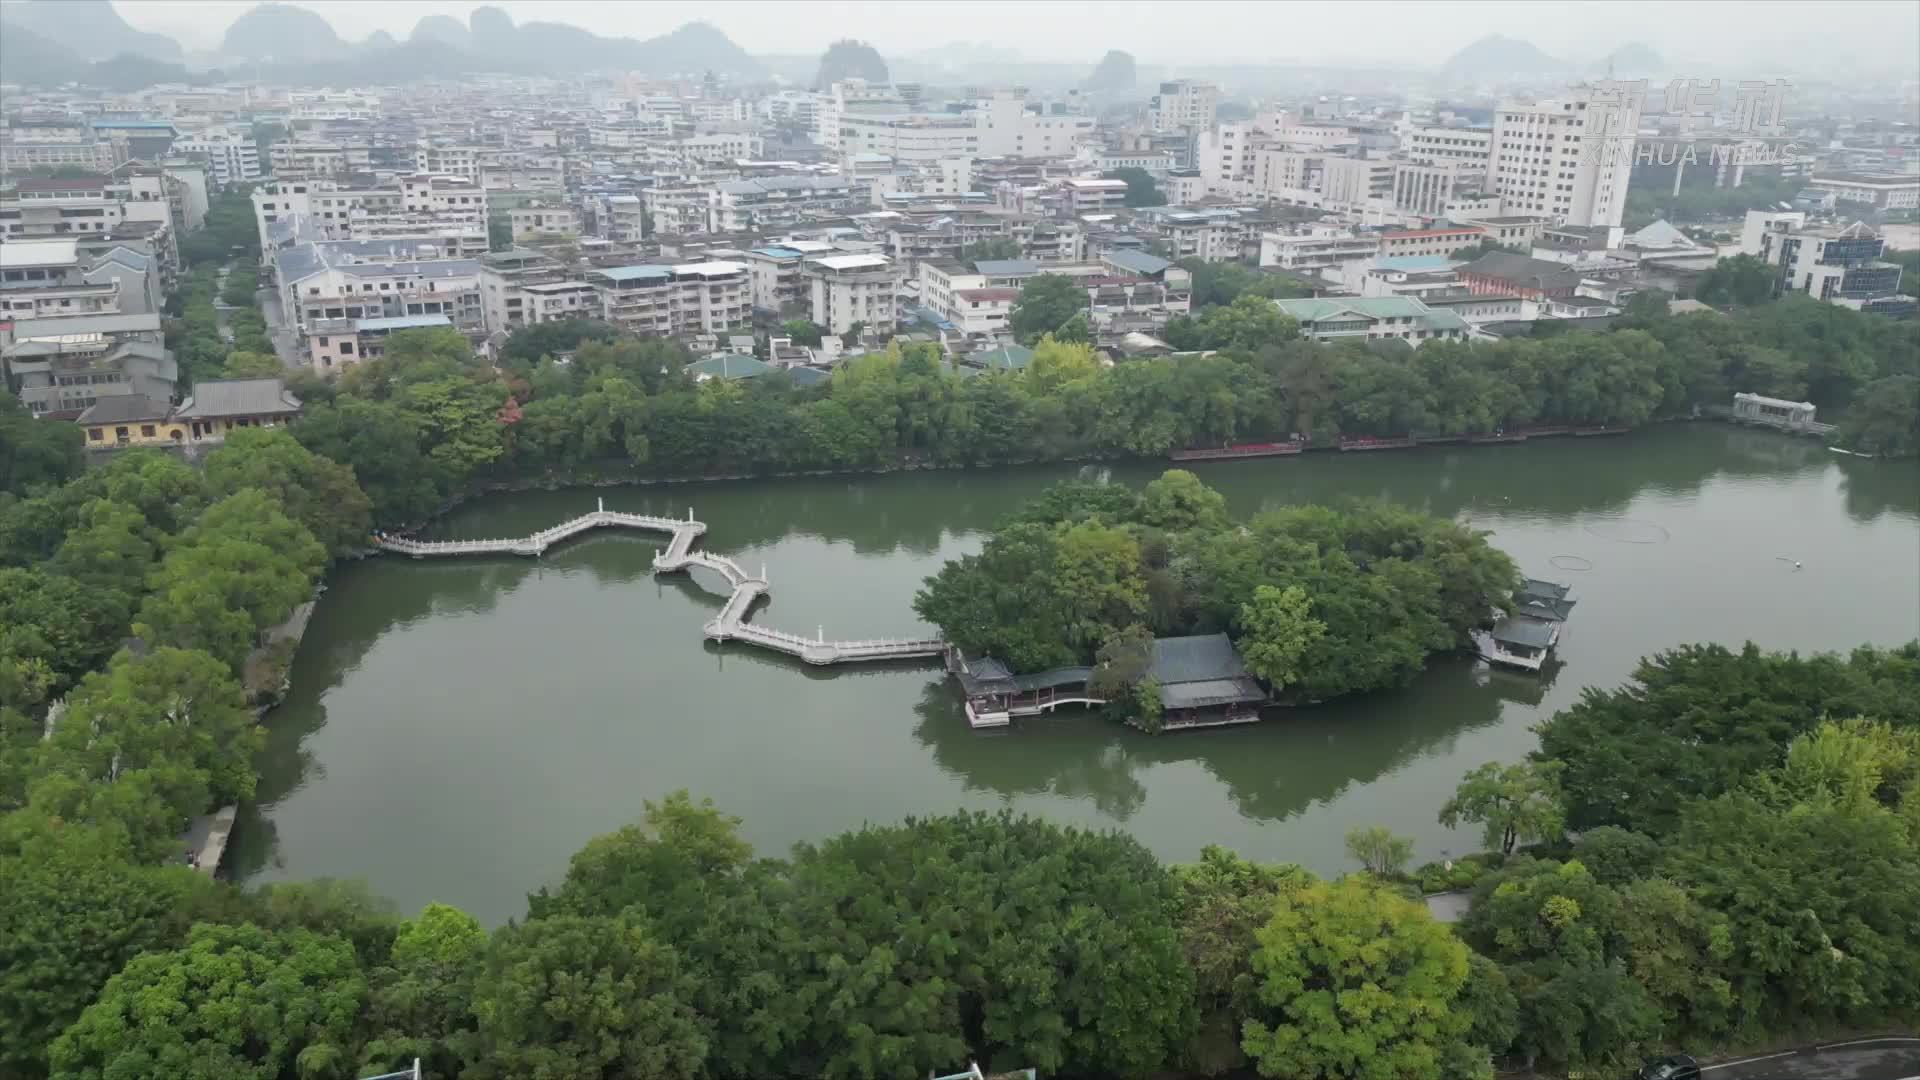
[
  {"x1": 255, "y1": 278, "x2": 300, "y2": 370},
  {"x1": 1701, "y1": 1037, "x2": 1920, "y2": 1080}
]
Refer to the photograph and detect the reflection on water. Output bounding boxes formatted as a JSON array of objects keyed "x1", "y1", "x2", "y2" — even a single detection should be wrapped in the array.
[{"x1": 240, "y1": 425, "x2": 1920, "y2": 923}]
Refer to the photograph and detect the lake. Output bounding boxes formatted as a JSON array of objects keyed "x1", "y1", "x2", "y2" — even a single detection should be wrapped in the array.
[{"x1": 233, "y1": 424, "x2": 1920, "y2": 925}]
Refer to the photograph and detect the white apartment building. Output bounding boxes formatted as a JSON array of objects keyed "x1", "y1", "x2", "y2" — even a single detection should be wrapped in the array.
[
  {"x1": 1320, "y1": 157, "x2": 1397, "y2": 208},
  {"x1": 1391, "y1": 160, "x2": 1493, "y2": 217},
  {"x1": 289, "y1": 90, "x2": 381, "y2": 122},
  {"x1": 917, "y1": 262, "x2": 1016, "y2": 337},
  {"x1": 804, "y1": 253, "x2": 899, "y2": 335},
  {"x1": 589, "y1": 261, "x2": 752, "y2": 338},
  {"x1": 713, "y1": 175, "x2": 859, "y2": 232},
  {"x1": 1489, "y1": 83, "x2": 1639, "y2": 228},
  {"x1": 518, "y1": 280, "x2": 600, "y2": 324},
  {"x1": 1197, "y1": 120, "x2": 1263, "y2": 193},
  {"x1": 253, "y1": 175, "x2": 487, "y2": 253},
  {"x1": 1149, "y1": 80, "x2": 1220, "y2": 134},
  {"x1": 269, "y1": 142, "x2": 370, "y2": 178},
  {"x1": 0, "y1": 239, "x2": 123, "y2": 321},
  {"x1": 838, "y1": 113, "x2": 982, "y2": 163},
  {"x1": 1807, "y1": 173, "x2": 1920, "y2": 211},
  {"x1": 174, "y1": 128, "x2": 262, "y2": 187},
  {"x1": 1258, "y1": 225, "x2": 1381, "y2": 275},
  {"x1": 918, "y1": 258, "x2": 1129, "y2": 339},
  {"x1": 479, "y1": 248, "x2": 566, "y2": 334},
  {"x1": 1, "y1": 176, "x2": 172, "y2": 241},
  {"x1": 688, "y1": 98, "x2": 748, "y2": 126},
  {"x1": 273, "y1": 239, "x2": 483, "y2": 371},
  {"x1": 832, "y1": 88, "x2": 1093, "y2": 163},
  {"x1": 1133, "y1": 206, "x2": 1245, "y2": 262},
  {"x1": 642, "y1": 184, "x2": 716, "y2": 236},
  {"x1": 761, "y1": 90, "x2": 820, "y2": 130},
  {"x1": 414, "y1": 142, "x2": 482, "y2": 181},
  {"x1": 1745, "y1": 215, "x2": 1908, "y2": 312},
  {"x1": 1057, "y1": 177, "x2": 1129, "y2": 214},
  {"x1": 816, "y1": 79, "x2": 909, "y2": 151},
  {"x1": 589, "y1": 193, "x2": 647, "y2": 242},
  {"x1": 1371, "y1": 224, "x2": 1486, "y2": 259},
  {"x1": 1405, "y1": 125, "x2": 1493, "y2": 176},
  {"x1": 510, "y1": 204, "x2": 582, "y2": 243},
  {"x1": 674, "y1": 131, "x2": 761, "y2": 165}
]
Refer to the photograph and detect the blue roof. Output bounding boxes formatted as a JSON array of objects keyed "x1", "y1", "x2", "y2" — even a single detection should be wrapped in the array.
[
  {"x1": 355, "y1": 314, "x2": 452, "y2": 332},
  {"x1": 1375, "y1": 255, "x2": 1454, "y2": 272},
  {"x1": 750, "y1": 246, "x2": 806, "y2": 259},
  {"x1": 597, "y1": 265, "x2": 673, "y2": 281}
]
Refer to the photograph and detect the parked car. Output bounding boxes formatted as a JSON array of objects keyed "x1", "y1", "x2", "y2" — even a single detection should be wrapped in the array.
[{"x1": 1636, "y1": 1054, "x2": 1702, "y2": 1080}]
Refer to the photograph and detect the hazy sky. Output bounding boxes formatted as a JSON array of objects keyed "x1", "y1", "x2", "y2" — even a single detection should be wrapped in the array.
[{"x1": 109, "y1": 0, "x2": 1920, "y2": 72}]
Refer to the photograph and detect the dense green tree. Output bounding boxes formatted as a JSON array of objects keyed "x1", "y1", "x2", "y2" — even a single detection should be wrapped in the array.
[
  {"x1": 0, "y1": 831, "x2": 216, "y2": 1078},
  {"x1": 1438, "y1": 760, "x2": 1566, "y2": 855},
  {"x1": 1170, "y1": 847, "x2": 1312, "y2": 1075},
  {"x1": 1009, "y1": 274, "x2": 1088, "y2": 345},
  {"x1": 780, "y1": 811, "x2": 1195, "y2": 1078},
  {"x1": 205, "y1": 427, "x2": 373, "y2": 555},
  {"x1": 135, "y1": 490, "x2": 327, "y2": 671},
  {"x1": 1836, "y1": 373, "x2": 1920, "y2": 458},
  {"x1": 1242, "y1": 875, "x2": 1490, "y2": 1080},
  {"x1": 1457, "y1": 858, "x2": 1668, "y2": 1069},
  {"x1": 1535, "y1": 642, "x2": 1920, "y2": 836},
  {"x1": 497, "y1": 318, "x2": 621, "y2": 367},
  {"x1": 1238, "y1": 584, "x2": 1325, "y2": 692},
  {"x1": 1342, "y1": 824, "x2": 1415, "y2": 877},
  {"x1": 1163, "y1": 294, "x2": 1301, "y2": 352},
  {"x1": 781, "y1": 319, "x2": 824, "y2": 348},
  {"x1": 220, "y1": 349, "x2": 283, "y2": 379},
  {"x1": 470, "y1": 914, "x2": 708, "y2": 1080},
  {"x1": 1662, "y1": 789, "x2": 1920, "y2": 1030},
  {"x1": 292, "y1": 398, "x2": 445, "y2": 525},
  {"x1": 1104, "y1": 166, "x2": 1166, "y2": 207},
  {"x1": 360, "y1": 902, "x2": 487, "y2": 1078},
  {"x1": 48, "y1": 922, "x2": 368, "y2": 1080},
  {"x1": 0, "y1": 391, "x2": 84, "y2": 495},
  {"x1": 41, "y1": 647, "x2": 262, "y2": 814}
]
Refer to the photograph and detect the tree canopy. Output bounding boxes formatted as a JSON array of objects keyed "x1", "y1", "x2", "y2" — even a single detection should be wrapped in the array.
[{"x1": 917, "y1": 472, "x2": 1519, "y2": 707}]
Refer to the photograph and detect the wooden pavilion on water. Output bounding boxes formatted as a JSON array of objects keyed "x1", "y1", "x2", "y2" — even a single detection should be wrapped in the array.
[
  {"x1": 949, "y1": 633, "x2": 1267, "y2": 731},
  {"x1": 1474, "y1": 577, "x2": 1576, "y2": 672}
]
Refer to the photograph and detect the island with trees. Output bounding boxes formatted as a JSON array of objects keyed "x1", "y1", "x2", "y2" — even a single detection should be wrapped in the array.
[{"x1": 915, "y1": 470, "x2": 1520, "y2": 725}]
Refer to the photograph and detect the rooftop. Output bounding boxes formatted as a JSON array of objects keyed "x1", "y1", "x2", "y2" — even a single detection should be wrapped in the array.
[
  {"x1": 1102, "y1": 249, "x2": 1175, "y2": 276},
  {"x1": 0, "y1": 239, "x2": 80, "y2": 268},
  {"x1": 807, "y1": 253, "x2": 892, "y2": 271},
  {"x1": 686, "y1": 353, "x2": 774, "y2": 380},
  {"x1": 1490, "y1": 617, "x2": 1557, "y2": 649},
  {"x1": 354, "y1": 314, "x2": 453, "y2": 332},
  {"x1": 972, "y1": 258, "x2": 1046, "y2": 276},
  {"x1": 76, "y1": 394, "x2": 171, "y2": 426},
  {"x1": 173, "y1": 378, "x2": 302, "y2": 419},
  {"x1": 596, "y1": 265, "x2": 674, "y2": 282}
]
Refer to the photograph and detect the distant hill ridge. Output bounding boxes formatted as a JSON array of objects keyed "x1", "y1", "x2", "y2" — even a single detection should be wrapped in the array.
[{"x1": 0, "y1": 0, "x2": 766, "y2": 84}]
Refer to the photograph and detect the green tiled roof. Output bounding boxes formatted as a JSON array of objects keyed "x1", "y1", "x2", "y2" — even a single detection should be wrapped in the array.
[{"x1": 970, "y1": 344, "x2": 1034, "y2": 371}]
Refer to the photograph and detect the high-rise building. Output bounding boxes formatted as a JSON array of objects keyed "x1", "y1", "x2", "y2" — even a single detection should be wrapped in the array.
[
  {"x1": 1489, "y1": 82, "x2": 1639, "y2": 228},
  {"x1": 1149, "y1": 80, "x2": 1220, "y2": 135}
]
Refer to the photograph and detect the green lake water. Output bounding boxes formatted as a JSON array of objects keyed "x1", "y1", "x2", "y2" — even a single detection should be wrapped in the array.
[{"x1": 233, "y1": 425, "x2": 1920, "y2": 925}]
